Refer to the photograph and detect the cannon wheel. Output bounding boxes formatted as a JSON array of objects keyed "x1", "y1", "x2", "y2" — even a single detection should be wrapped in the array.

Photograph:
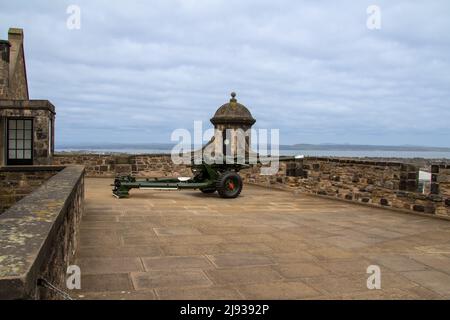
[
  {"x1": 216, "y1": 171, "x2": 243, "y2": 198},
  {"x1": 200, "y1": 188, "x2": 216, "y2": 194}
]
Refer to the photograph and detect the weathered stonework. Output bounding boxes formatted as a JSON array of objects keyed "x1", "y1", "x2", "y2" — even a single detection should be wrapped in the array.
[
  {"x1": 431, "y1": 164, "x2": 450, "y2": 216},
  {"x1": 0, "y1": 165, "x2": 84, "y2": 300},
  {"x1": 0, "y1": 28, "x2": 29, "y2": 100},
  {"x1": 53, "y1": 153, "x2": 191, "y2": 178},
  {"x1": 1, "y1": 28, "x2": 55, "y2": 167},
  {"x1": 241, "y1": 157, "x2": 450, "y2": 218},
  {"x1": 0, "y1": 166, "x2": 63, "y2": 214},
  {"x1": 53, "y1": 153, "x2": 450, "y2": 218},
  {"x1": 0, "y1": 100, "x2": 55, "y2": 166},
  {"x1": 0, "y1": 40, "x2": 10, "y2": 98},
  {"x1": 203, "y1": 92, "x2": 256, "y2": 162}
]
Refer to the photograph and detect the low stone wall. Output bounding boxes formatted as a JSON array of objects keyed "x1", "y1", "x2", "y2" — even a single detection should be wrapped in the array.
[
  {"x1": 431, "y1": 164, "x2": 450, "y2": 197},
  {"x1": 0, "y1": 165, "x2": 85, "y2": 299},
  {"x1": 53, "y1": 153, "x2": 191, "y2": 178},
  {"x1": 242, "y1": 157, "x2": 450, "y2": 218},
  {"x1": 0, "y1": 166, "x2": 63, "y2": 214},
  {"x1": 431, "y1": 164, "x2": 450, "y2": 216},
  {"x1": 52, "y1": 153, "x2": 450, "y2": 218}
]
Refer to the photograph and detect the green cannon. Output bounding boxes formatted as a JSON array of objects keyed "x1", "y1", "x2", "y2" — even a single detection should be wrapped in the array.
[{"x1": 112, "y1": 162, "x2": 246, "y2": 199}]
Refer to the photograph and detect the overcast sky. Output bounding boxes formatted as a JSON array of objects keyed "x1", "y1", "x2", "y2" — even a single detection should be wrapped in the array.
[{"x1": 1, "y1": 0, "x2": 449, "y2": 147}]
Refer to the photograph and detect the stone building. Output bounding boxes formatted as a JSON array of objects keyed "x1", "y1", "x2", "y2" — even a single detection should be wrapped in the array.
[
  {"x1": 202, "y1": 92, "x2": 256, "y2": 163},
  {"x1": 0, "y1": 28, "x2": 55, "y2": 166}
]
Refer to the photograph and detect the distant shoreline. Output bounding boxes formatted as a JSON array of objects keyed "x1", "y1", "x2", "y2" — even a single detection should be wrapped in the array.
[
  {"x1": 56, "y1": 143, "x2": 450, "y2": 153},
  {"x1": 54, "y1": 150, "x2": 450, "y2": 169},
  {"x1": 55, "y1": 143, "x2": 450, "y2": 161}
]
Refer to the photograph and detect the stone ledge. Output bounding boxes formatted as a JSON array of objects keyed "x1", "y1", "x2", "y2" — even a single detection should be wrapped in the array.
[
  {"x1": 0, "y1": 99, "x2": 56, "y2": 114},
  {"x1": 0, "y1": 165, "x2": 84, "y2": 299},
  {"x1": 0, "y1": 165, "x2": 65, "y2": 172}
]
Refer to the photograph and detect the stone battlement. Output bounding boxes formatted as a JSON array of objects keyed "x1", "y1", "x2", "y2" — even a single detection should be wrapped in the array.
[{"x1": 53, "y1": 153, "x2": 450, "y2": 218}]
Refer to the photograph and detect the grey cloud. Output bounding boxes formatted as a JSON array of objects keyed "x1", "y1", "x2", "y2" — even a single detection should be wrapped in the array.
[{"x1": 0, "y1": 0, "x2": 449, "y2": 146}]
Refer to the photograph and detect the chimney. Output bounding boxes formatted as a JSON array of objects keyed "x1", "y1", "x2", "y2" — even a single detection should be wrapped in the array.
[
  {"x1": 8, "y1": 28, "x2": 23, "y2": 75},
  {"x1": 0, "y1": 39, "x2": 11, "y2": 98},
  {"x1": 6, "y1": 28, "x2": 29, "y2": 100}
]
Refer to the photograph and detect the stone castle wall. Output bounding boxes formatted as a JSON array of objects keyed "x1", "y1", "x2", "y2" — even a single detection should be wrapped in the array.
[
  {"x1": 241, "y1": 157, "x2": 449, "y2": 217},
  {"x1": 431, "y1": 164, "x2": 450, "y2": 197},
  {"x1": 53, "y1": 153, "x2": 450, "y2": 217},
  {"x1": 0, "y1": 166, "x2": 84, "y2": 299},
  {"x1": 53, "y1": 153, "x2": 191, "y2": 177},
  {"x1": 242, "y1": 157, "x2": 419, "y2": 193},
  {"x1": 431, "y1": 164, "x2": 450, "y2": 215},
  {"x1": 38, "y1": 169, "x2": 84, "y2": 299},
  {"x1": 0, "y1": 166, "x2": 62, "y2": 214}
]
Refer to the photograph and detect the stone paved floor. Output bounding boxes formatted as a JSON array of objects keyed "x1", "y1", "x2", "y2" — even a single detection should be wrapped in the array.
[{"x1": 74, "y1": 178, "x2": 450, "y2": 299}]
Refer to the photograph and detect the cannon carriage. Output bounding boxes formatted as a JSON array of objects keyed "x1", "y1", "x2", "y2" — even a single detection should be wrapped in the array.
[{"x1": 112, "y1": 162, "x2": 246, "y2": 199}]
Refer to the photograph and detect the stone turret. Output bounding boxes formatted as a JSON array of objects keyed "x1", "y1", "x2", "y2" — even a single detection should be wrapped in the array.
[
  {"x1": 202, "y1": 92, "x2": 256, "y2": 163},
  {"x1": 210, "y1": 92, "x2": 256, "y2": 127}
]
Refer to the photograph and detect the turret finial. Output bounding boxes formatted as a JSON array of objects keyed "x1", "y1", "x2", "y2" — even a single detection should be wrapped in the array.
[{"x1": 230, "y1": 92, "x2": 237, "y2": 102}]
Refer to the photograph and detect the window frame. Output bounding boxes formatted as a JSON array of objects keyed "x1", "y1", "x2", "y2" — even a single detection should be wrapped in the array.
[{"x1": 6, "y1": 117, "x2": 34, "y2": 165}]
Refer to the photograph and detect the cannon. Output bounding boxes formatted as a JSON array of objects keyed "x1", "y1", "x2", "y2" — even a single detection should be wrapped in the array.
[{"x1": 112, "y1": 162, "x2": 246, "y2": 199}]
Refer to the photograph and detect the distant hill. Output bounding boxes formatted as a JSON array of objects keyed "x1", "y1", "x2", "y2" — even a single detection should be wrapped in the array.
[
  {"x1": 57, "y1": 142, "x2": 450, "y2": 152},
  {"x1": 281, "y1": 144, "x2": 450, "y2": 152}
]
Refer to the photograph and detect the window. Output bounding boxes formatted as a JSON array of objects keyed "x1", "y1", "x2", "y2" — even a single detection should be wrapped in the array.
[{"x1": 7, "y1": 118, "x2": 33, "y2": 165}]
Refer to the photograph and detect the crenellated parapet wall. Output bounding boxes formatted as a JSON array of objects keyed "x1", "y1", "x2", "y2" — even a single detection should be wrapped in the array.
[
  {"x1": 53, "y1": 153, "x2": 450, "y2": 217},
  {"x1": 431, "y1": 164, "x2": 450, "y2": 197},
  {"x1": 431, "y1": 164, "x2": 450, "y2": 215},
  {"x1": 242, "y1": 157, "x2": 419, "y2": 192},
  {"x1": 241, "y1": 157, "x2": 450, "y2": 218}
]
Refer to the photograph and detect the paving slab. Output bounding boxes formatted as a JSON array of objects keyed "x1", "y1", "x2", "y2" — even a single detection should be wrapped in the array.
[
  {"x1": 74, "y1": 178, "x2": 450, "y2": 299},
  {"x1": 238, "y1": 281, "x2": 321, "y2": 299},
  {"x1": 274, "y1": 262, "x2": 330, "y2": 278},
  {"x1": 154, "y1": 227, "x2": 202, "y2": 236},
  {"x1": 131, "y1": 270, "x2": 212, "y2": 289},
  {"x1": 142, "y1": 256, "x2": 214, "y2": 270},
  {"x1": 208, "y1": 253, "x2": 274, "y2": 268},
  {"x1": 401, "y1": 270, "x2": 450, "y2": 296},
  {"x1": 79, "y1": 274, "x2": 133, "y2": 292},
  {"x1": 205, "y1": 266, "x2": 283, "y2": 285},
  {"x1": 365, "y1": 254, "x2": 429, "y2": 272},
  {"x1": 76, "y1": 257, "x2": 144, "y2": 274}
]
